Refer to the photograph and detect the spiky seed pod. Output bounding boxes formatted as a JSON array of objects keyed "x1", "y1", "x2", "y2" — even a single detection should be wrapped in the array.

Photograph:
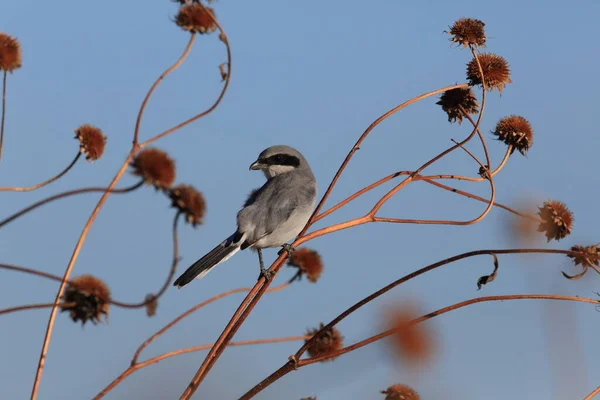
[
  {"x1": 305, "y1": 323, "x2": 343, "y2": 361},
  {"x1": 491, "y1": 115, "x2": 533, "y2": 156},
  {"x1": 568, "y1": 244, "x2": 600, "y2": 269},
  {"x1": 131, "y1": 148, "x2": 176, "y2": 189},
  {"x1": 0, "y1": 33, "x2": 22, "y2": 72},
  {"x1": 436, "y1": 88, "x2": 479, "y2": 124},
  {"x1": 466, "y1": 53, "x2": 512, "y2": 92},
  {"x1": 447, "y1": 18, "x2": 486, "y2": 48},
  {"x1": 537, "y1": 200, "x2": 574, "y2": 242},
  {"x1": 61, "y1": 275, "x2": 110, "y2": 325},
  {"x1": 176, "y1": 3, "x2": 217, "y2": 34},
  {"x1": 387, "y1": 305, "x2": 434, "y2": 364},
  {"x1": 169, "y1": 184, "x2": 206, "y2": 226},
  {"x1": 381, "y1": 384, "x2": 420, "y2": 400},
  {"x1": 74, "y1": 124, "x2": 106, "y2": 161},
  {"x1": 288, "y1": 248, "x2": 323, "y2": 283}
]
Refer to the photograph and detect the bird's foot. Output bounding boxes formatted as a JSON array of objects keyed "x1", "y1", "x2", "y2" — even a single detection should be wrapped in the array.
[
  {"x1": 259, "y1": 267, "x2": 274, "y2": 282},
  {"x1": 278, "y1": 243, "x2": 296, "y2": 259}
]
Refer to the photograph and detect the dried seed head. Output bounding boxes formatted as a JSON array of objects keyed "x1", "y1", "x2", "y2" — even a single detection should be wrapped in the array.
[
  {"x1": 74, "y1": 124, "x2": 106, "y2": 161},
  {"x1": 568, "y1": 244, "x2": 600, "y2": 269},
  {"x1": 447, "y1": 18, "x2": 486, "y2": 48},
  {"x1": 61, "y1": 275, "x2": 110, "y2": 325},
  {"x1": 436, "y1": 88, "x2": 479, "y2": 124},
  {"x1": 491, "y1": 115, "x2": 533, "y2": 156},
  {"x1": 466, "y1": 53, "x2": 512, "y2": 92},
  {"x1": 145, "y1": 294, "x2": 158, "y2": 317},
  {"x1": 169, "y1": 184, "x2": 206, "y2": 226},
  {"x1": 305, "y1": 323, "x2": 344, "y2": 361},
  {"x1": 381, "y1": 384, "x2": 420, "y2": 400},
  {"x1": 176, "y1": 3, "x2": 217, "y2": 34},
  {"x1": 537, "y1": 200, "x2": 574, "y2": 242},
  {"x1": 386, "y1": 304, "x2": 434, "y2": 365},
  {"x1": 288, "y1": 248, "x2": 323, "y2": 283},
  {"x1": 0, "y1": 33, "x2": 22, "y2": 72},
  {"x1": 131, "y1": 148, "x2": 176, "y2": 189}
]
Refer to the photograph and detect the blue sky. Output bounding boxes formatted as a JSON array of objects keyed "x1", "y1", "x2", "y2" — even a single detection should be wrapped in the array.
[{"x1": 2, "y1": 1, "x2": 600, "y2": 399}]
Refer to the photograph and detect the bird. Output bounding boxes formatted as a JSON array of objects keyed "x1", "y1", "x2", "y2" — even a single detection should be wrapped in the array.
[{"x1": 173, "y1": 145, "x2": 317, "y2": 288}]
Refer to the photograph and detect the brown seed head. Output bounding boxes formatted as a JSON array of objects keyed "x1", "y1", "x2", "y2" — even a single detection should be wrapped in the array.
[
  {"x1": 447, "y1": 18, "x2": 486, "y2": 48},
  {"x1": 305, "y1": 323, "x2": 344, "y2": 361},
  {"x1": 131, "y1": 148, "x2": 176, "y2": 189},
  {"x1": 537, "y1": 200, "x2": 574, "y2": 242},
  {"x1": 436, "y1": 88, "x2": 479, "y2": 124},
  {"x1": 381, "y1": 384, "x2": 420, "y2": 400},
  {"x1": 386, "y1": 304, "x2": 434, "y2": 365},
  {"x1": 145, "y1": 294, "x2": 158, "y2": 317},
  {"x1": 74, "y1": 124, "x2": 106, "y2": 161},
  {"x1": 61, "y1": 275, "x2": 110, "y2": 325},
  {"x1": 568, "y1": 244, "x2": 600, "y2": 269},
  {"x1": 288, "y1": 248, "x2": 323, "y2": 283},
  {"x1": 466, "y1": 53, "x2": 512, "y2": 92},
  {"x1": 0, "y1": 33, "x2": 22, "y2": 72},
  {"x1": 176, "y1": 3, "x2": 217, "y2": 34},
  {"x1": 492, "y1": 115, "x2": 533, "y2": 156},
  {"x1": 169, "y1": 184, "x2": 206, "y2": 226}
]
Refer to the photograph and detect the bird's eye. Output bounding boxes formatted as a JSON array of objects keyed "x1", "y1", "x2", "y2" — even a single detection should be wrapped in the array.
[{"x1": 273, "y1": 155, "x2": 283, "y2": 164}]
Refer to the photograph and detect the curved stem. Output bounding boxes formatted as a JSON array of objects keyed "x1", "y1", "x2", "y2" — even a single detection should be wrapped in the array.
[
  {"x1": 0, "y1": 152, "x2": 81, "y2": 192},
  {"x1": 0, "y1": 302, "x2": 75, "y2": 316},
  {"x1": 241, "y1": 295, "x2": 599, "y2": 399},
  {"x1": 133, "y1": 34, "x2": 196, "y2": 145},
  {"x1": 95, "y1": 335, "x2": 308, "y2": 400},
  {"x1": 584, "y1": 385, "x2": 600, "y2": 400},
  {"x1": 0, "y1": 180, "x2": 144, "y2": 229},
  {"x1": 0, "y1": 71, "x2": 6, "y2": 160},
  {"x1": 132, "y1": 283, "x2": 289, "y2": 365}
]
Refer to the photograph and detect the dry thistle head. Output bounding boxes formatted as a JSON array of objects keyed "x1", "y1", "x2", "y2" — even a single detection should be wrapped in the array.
[
  {"x1": 436, "y1": 87, "x2": 479, "y2": 124},
  {"x1": 386, "y1": 304, "x2": 434, "y2": 365},
  {"x1": 169, "y1": 184, "x2": 206, "y2": 226},
  {"x1": 537, "y1": 200, "x2": 574, "y2": 242},
  {"x1": 305, "y1": 323, "x2": 344, "y2": 361},
  {"x1": 61, "y1": 275, "x2": 110, "y2": 325},
  {"x1": 131, "y1": 148, "x2": 176, "y2": 189},
  {"x1": 0, "y1": 33, "x2": 22, "y2": 72},
  {"x1": 381, "y1": 384, "x2": 420, "y2": 400},
  {"x1": 176, "y1": 3, "x2": 217, "y2": 34},
  {"x1": 74, "y1": 124, "x2": 106, "y2": 161},
  {"x1": 466, "y1": 53, "x2": 512, "y2": 92},
  {"x1": 491, "y1": 115, "x2": 533, "y2": 156},
  {"x1": 447, "y1": 18, "x2": 486, "y2": 48},
  {"x1": 288, "y1": 248, "x2": 323, "y2": 283},
  {"x1": 568, "y1": 244, "x2": 600, "y2": 269}
]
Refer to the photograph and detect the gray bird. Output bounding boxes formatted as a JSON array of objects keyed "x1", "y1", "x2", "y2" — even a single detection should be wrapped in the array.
[{"x1": 173, "y1": 145, "x2": 317, "y2": 288}]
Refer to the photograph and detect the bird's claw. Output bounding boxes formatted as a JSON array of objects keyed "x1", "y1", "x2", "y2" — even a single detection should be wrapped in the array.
[
  {"x1": 278, "y1": 243, "x2": 296, "y2": 259},
  {"x1": 259, "y1": 268, "x2": 274, "y2": 282}
]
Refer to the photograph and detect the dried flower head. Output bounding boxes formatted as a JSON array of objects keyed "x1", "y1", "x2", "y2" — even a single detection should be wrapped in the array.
[
  {"x1": 145, "y1": 294, "x2": 158, "y2": 317},
  {"x1": 386, "y1": 304, "x2": 434, "y2": 365},
  {"x1": 176, "y1": 3, "x2": 217, "y2": 34},
  {"x1": 0, "y1": 33, "x2": 22, "y2": 72},
  {"x1": 381, "y1": 384, "x2": 420, "y2": 400},
  {"x1": 447, "y1": 18, "x2": 486, "y2": 48},
  {"x1": 436, "y1": 87, "x2": 479, "y2": 124},
  {"x1": 466, "y1": 53, "x2": 511, "y2": 92},
  {"x1": 288, "y1": 248, "x2": 323, "y2": 283},
  {"x1": 491, "y1": 115, "x2": 533, "y2": 156},
  {"x1": 568, "y1": 244, "x2": 600, "y2": 269},
  {"x1": 169, "y1": 184, "x2": 206, "y2": 226},
  {"x1": 131, "y1": 148, "x2": 176, "y2": 189},
  {"x1": 74, "y1": 124, "x2": 106, "y2": 161},
  {"x1": 537, "y1": 200, "x2": 574, "y2": 242},
  {"x1": 61, "y1": 275, "x2": 110, "y2": 325},
  {"x1": 305, "y1": 323, "x2": 344, "y2": 361}
]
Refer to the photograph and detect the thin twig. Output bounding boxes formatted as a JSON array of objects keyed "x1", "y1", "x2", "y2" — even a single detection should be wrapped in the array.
[
  {"x1": 0, "y1": 152, "x2": 81, "y2": 192},
  {"x1": 0, "y1": 71, "x2": 7, "y2": 160},
  {"x1": 584, "y1": 385, "x2": 600, "y2": 400},
  {"x1": 0, "y1": 180, "x2": 144, "y2": 229},
  {"x1": 0, "y1": 302, "x2": 75, "y2": 316}
]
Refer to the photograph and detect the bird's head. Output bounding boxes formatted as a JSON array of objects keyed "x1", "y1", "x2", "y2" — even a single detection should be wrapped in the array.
[{"x1": 249, "y1": 145, "x2": 308, "y2": 178}]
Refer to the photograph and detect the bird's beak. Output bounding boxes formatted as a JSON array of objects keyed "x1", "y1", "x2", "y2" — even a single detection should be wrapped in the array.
[{"x1": 249, "y1": 160, "x2": 265, "y2": 170}]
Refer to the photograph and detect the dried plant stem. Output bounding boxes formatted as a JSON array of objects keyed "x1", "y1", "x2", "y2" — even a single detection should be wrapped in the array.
[
  {"x1": 0, "y1": 180, "x2": 144, "y2": 229},
  {"x1": 94, "y1": 335, "x2": 309, "y2": 400},
  {"x1": 0, "y1": 71, "x2": 7, "y2": 160},
  {"x1": 0, "y1": 302, "x2": 75, "y2": 316},
  {"x1": 132, "y1": 283, "x2": 289, "y2": 365},
  {"x1": 241, "y1": 295, "x2": 599, "y2": 399},
  {"x1": 0, "y1": 152, "x2": 81, "y2": 192},
  {"x1": 584, "y1": 385, "x2": 600, "y2": 400}
]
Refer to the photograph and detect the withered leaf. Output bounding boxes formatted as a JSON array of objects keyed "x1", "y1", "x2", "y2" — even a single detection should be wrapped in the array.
[
  {"x1": 477, "y1": 254, "x2": 499, "y2": 290},
  {"x1": 145, "y1": 294, "x2": 158, "y2": 317}
]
